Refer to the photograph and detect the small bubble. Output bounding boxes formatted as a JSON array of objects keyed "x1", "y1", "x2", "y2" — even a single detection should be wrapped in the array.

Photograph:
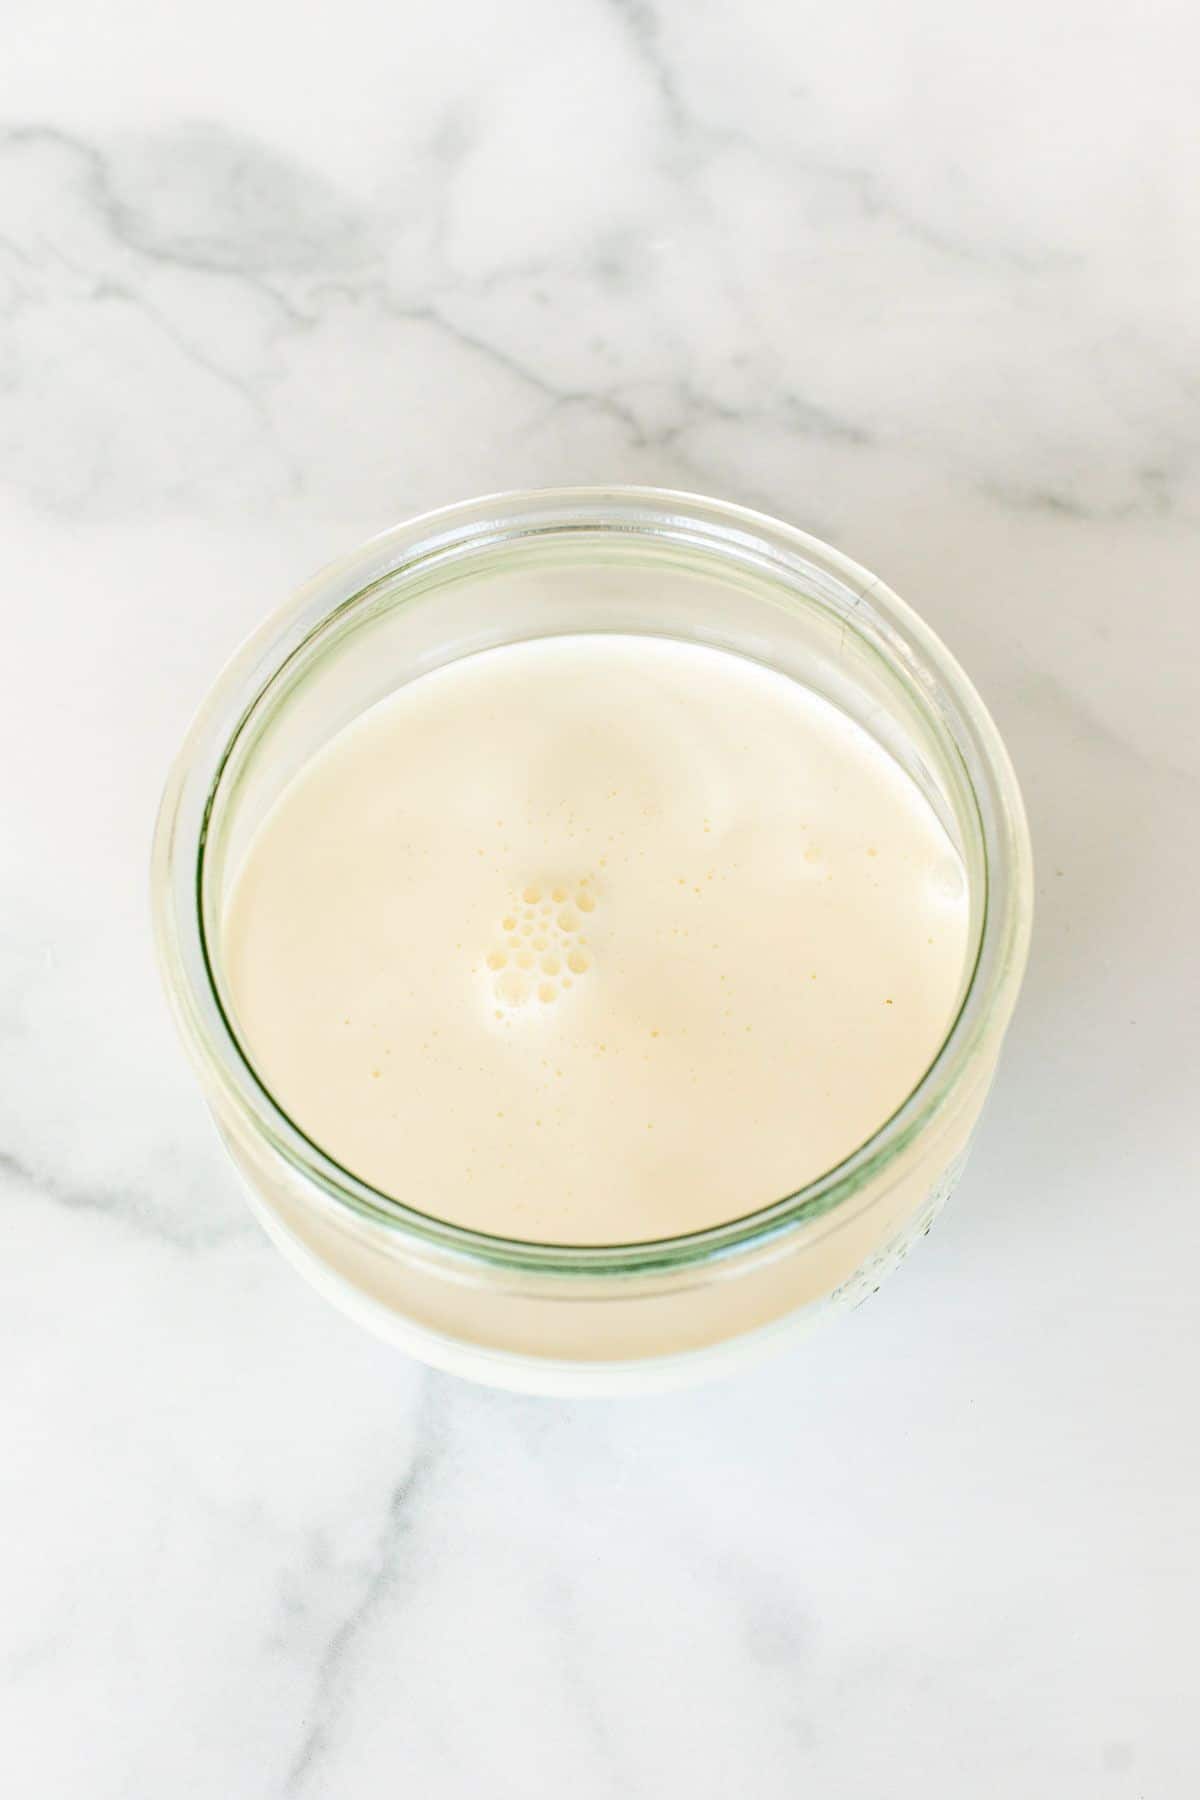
[
  {"x1": 522, "y1": 884, "x2": 541, "y2": 904},
  {"x1": 502, "y1": 916, "x2": 516, "y2": 931},
  {"x1": 533, "y1": 936, "x2": 548, "y2": 951},
  {"x1": 507, "y1": 935, "x2": 521, "y2": 949},
  {"x1": 520, "y1": 922, "x2": 534, "y2": 936},
  {"x1": 567, "y1": 949, "x2": 590, "y2": 974},
  {"x1": 486, "y1": 950, "x2": 507, "y2": 971},
  {"x1": 805, "y1": 846, "x2": 821, "y2": 864},
  {"x1": 558, "y1": 906, "x2": 579, "y2": 931},
  {"x1": 517, "y1": 950, "x2": 534, "y2": 969},
  {"x1": 552, "y1": 885, "x2": 567, "y2": 902},
  {"x1": 541, "y1": 953, "x2": 561, "y2": 975},
  {"x1": 537, "y1": 981, "x2": 557, "y2": 1003},
  {"x1": 576, "y1": 890, "x2": 595, "y2": 913}
]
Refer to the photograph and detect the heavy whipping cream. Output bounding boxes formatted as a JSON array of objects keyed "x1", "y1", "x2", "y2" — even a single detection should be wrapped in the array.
[{"x1": 223, "y1": 635, "x2": 970, "y2": 1244}]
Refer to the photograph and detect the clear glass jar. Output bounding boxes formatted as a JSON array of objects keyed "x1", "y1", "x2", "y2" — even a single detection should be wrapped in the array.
[{"x1": 152, "y1": 488, "x2": 1033, "y2": 1394}]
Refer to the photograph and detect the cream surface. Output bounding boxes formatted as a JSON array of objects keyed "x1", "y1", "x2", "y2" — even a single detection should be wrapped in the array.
[{"x1": 223, "y1": 635, "x2": 970, "y2": 1242}]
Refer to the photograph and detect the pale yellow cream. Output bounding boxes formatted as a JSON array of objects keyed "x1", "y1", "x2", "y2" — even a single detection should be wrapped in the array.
[{"x1": 223, "y1": 635, "x2": 969, "y2": 1244}]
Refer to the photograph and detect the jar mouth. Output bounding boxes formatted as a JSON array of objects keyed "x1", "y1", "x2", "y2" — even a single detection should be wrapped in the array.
[{"x1": 153, "y1": 486, "x2": 1033, "y2": 1277}]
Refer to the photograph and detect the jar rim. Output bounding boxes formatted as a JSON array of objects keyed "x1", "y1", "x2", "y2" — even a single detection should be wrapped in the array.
[{"x1": 152, "y1": 486, "x2": 1033, "y2": 1277}]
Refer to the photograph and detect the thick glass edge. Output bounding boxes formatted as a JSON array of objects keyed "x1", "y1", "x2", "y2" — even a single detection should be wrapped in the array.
[{"x1": 151, "y1": 486, "x2": 1034, "y2": 1279}]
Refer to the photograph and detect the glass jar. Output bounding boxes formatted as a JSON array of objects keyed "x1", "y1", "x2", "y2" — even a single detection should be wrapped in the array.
[{"x1": 152, "y1": 488, "x2": 1033, "y2": 1394}]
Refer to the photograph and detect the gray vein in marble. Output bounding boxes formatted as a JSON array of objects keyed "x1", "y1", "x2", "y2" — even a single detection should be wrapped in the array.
[
  {"x1": 624, "y1": 377, "x2": 872, "y2": 451},
  {"x1": 0, "y1": 1147, "x2": 250, "y2": 1251},
  {"x1": 605, "y1": 0, "x2": 809, "y2": 201},
  {"x1": 110, "y1": 279, "x2": 307, "y2": 498},
  {"x1": 789, "y1": 154, "x2": 1078, "y2": 275},
  {"x1": 607, "y1": 0, "x2": 689, "y2": 134},
  {"x1": 0, "y1": 123, "x2": 369, "y2": 284},
  {"x1": 283, "y1": 1376, "x2": 444, "y2": 1796},
  {"x1": 94, "y1": 274, "x2": 275, "y2": 423},
  {"x1": 981, "y1": 460, "x2": 1194, "y2": 526},
  {"x1": 313, "y1": 278, "x2": 652, "y2": 445},
  {"x1": 536, "y1": 1565, "x2": 629, "y2": 1792},
  {"x1": 605, "y1": 2, "x2": 1069, "y2": 274},
  {"x1": 300, "y1": 267, "x2": 869, "y2": 469},
  {"x1": 2, "y1": 121, "x2": 663, "y2": 503},
  {"x1": 1, "y1": 108, "x2": 1193, "y2": 524}
]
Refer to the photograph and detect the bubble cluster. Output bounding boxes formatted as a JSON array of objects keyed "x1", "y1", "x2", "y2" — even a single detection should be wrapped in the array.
[{"x1": 486, "y1": 878, "x2": 596, "y2": 1011}]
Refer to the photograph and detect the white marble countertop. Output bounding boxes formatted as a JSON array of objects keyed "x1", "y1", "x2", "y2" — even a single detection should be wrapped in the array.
[{"x1": 3, "y1": 2, "x2": 1198, "y2": 1793}]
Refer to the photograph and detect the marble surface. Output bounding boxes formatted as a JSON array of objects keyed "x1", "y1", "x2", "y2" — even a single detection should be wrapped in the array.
[{"x1": 3, "y1": 1, "x2": 1198, "y2": 1792}]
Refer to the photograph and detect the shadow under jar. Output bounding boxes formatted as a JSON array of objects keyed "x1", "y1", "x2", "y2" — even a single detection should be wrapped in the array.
[{"x1": 152, "y1": 488, "x2": 1032, "y2": 1394}]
